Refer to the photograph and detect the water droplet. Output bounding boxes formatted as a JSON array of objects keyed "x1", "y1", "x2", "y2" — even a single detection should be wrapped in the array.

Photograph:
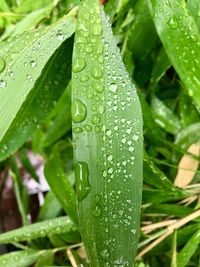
[
  {"x1": 0, "y1": 80, "x2": 7, "y2": 88},
  {"x1": 0, "y1": 56, "x2": 6, "y2": 73},
  {"x1": 75, "y1": 162, "x2": 91, "y2": 201},
  {"x1": 109, "y1": 83, "x2": 118, "y2": 93},
  {"x1": 129, "y1": 146, "x2": 134, "y2": 152},
  {"x1": 91, "y1": 66, "x2": 103, "y2": 79},
  {"x1": 92, "y1": 204, "x2": 102, "y2": 217},
  {"x1": 73, "y1": 127, "x2": 84, "y2": 133},
  {"x1": 107, "y1": 155, "x2": 113, "y2": 161},
  {"x1": 95, "y1": 126, "x2": 101, "y2": 133},
  {"x1": 84, "y1": 124, "x2": 92, "y2": 132},
  {"x1": 73, "y1": 57, "x2": 86, "y2": 73},
  {"x1": 56, "y1": 30, "x2": 66, "y2": 40},
  {"x1": 108, "y1": 168, "x2": 113, "y2": 174},
  {"x1": 93, "y1": 82, "x2": 104, "y2": 93},
  {"x1": 100, "y1": 249, "x2": 109, "y2": 258},
  {"x1": 167, "y1": 16, "x2": 178, "y2": 29},
  {"x1": 72, "y1": 99, "x2": 87, "y2": 123},
  {"x1": 106, "y1": 130, "x2": 112, "y2": 136},
  {"x1": 30, "y1": 60, "x2": 37, "y2": 68},
  {"x1": 92, "y1": 114, "x2": 101, "y2": 124}
]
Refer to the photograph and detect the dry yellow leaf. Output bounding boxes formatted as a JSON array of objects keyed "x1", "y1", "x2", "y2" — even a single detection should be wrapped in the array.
[{"x1": 174, "y1": 143, "x2": 200, "y2": 187}]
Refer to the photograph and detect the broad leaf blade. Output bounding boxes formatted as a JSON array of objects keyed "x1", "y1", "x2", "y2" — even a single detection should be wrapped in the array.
[
  {"x1": 0, "y1": 26, "x2": 75, "y2": 161},
  {"x1": 0, "y1": 10, "x2": 77, "y2": 157}
]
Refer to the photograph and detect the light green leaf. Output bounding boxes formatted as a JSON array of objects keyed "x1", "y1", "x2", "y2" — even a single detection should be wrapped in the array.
[
  {"x1": 0, "y1": 249, "x2": 46, "y2": 267},
  {"x1": 0, "y1": 10, "x2": 76, "y2": 153},
  {"x1": 151, "y1": 96, "x2": 182, "y2": 135},
  {"x1": 0, "y1": 11, "x2": 76, "y2": 161},
  {"x1": 0, "y1": 216, "x2": 77, "y2": 244},
  {"x1": 177, "y1": 230, "x2": 200, "y2": 267},
  {"x1": 72, "y1": 0, "x2": 143, "y2": 265},
  {"x1": 150, "y1": 0, "x2": 200, "y2": 108},
  {"x1": 44, "y1": 155, "x2": 78, "y2": 224}
]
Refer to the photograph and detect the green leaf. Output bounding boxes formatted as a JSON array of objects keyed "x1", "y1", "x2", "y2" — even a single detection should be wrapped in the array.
[
  {"x1": 34, "y1": 250, "x2": 54, "y2": 267},
  {"x1": 177, "y1": 230, "x2": 200, "y2": 267},
  {"x1": 42, "y1": 84, "x2": 72, "y2": 147},
  {"x1": 37, "y1": 191, "x2": 62, "y2": 221},
  {"x1": 0, "y1": 31, "x2": 75, "y2": 161},
  {"x1": 187, "y1": 0, "x2": 200, "y2": 32},
  {"x1": 44, "y1": 155, "x2": 78, "y2": 224},
  {"x1": 0, "y1": 10, "x2": 77, "y2": 161},
  {"x1": 151, "y1": 96, "x2": 182, "y2": 135},
  {"x1": 0, "y1": 249, "x2": 46, "y2": 267},
  {"x1": 150, "y1": 0, "x2": 200, "y2": 108},
  {"x1": 175, "y1": 123, "x2": 200, "y2": 149},
  {"x1": 0, "y1": 216, "x2": 77, "y2": 244},
  {"x1": 72, "y1": 0, "x2": 143, "y2": 266},
  {"x1": 150, "y1": 47, "x2": 171, "y2": 85}
]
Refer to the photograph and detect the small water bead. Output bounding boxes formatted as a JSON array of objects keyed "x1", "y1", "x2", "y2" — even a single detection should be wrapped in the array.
[
  {"x1": 91, "y1": 66, "x2": 103, "y2": 79},
  {"x1": 56, "y1": 30, "x2": 66, "y2": 40},
  {"x1": 84, "y1": 124, "x2": 92, "y2": 132},
  {"x1": 73, "y1": 57, "x2": 86, "y2": 73},
  {"x1": 107, "y1": 155, "x2": 113, "y2": 161},
  {"x1": 0, "y1": 56, "x2": 6, "y2": 73},
  {"x1": 71, "y1": 99, "x2": 87, "y2": 123},
  {"x1": 167, "y1": 16, "x2": 178, "y2": 29},
  {"x1": 109, "y1": 83, "x2": 118, "y2": 93},
  {"x1": 0, "y1": 80, "x2": 7, "y2": 88},
  {"x1": 92, "y1": 204, "x2": 102, "y2": 217},
  {"x1": 85, "y1": 46, "x2": 93, "y2": 54},
  {"x1": 30, "y1": 60, "x2": 37, "y2": 68},
  {"x1": 95, "y1": 126, "x2": 101, "y2": 133},
  {"x1": 92, "y1": 114, "x2": 101, "y2": 124},
  {"x1": 100, "y1": 250, "x2": 109, "y2": 258},
  {"x1": 108, "y1": 168, "x2": 113, "y2": 174},
  {"x1": 129, "y1": 147, "x2": 134, "y2": 153},
  {"x1": 93, "y1": 82, "x2": 104, "y2": 93},
  {"x1": 73, "y1": 127, "x2": 84, "y2": 133},
  {"x1": 75, "y1": 161, "x2": 91, "y2": 201},
  {"x1": 106, "y1": 130, "x2": 112, "y2": 136},
  {"x1": 26, "y1": 74, "x2": 33, "y2": 82}
]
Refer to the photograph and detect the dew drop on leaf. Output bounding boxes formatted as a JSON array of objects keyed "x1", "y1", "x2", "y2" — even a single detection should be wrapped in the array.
[
  {"x1": 30, "y1": 60, "x2": 37, "y2": 68},
  {"x1": 167, "y1": 16, "x2": 178, "y2": 29},
  {"x1": 91, "y1": 66, "x2": 103, "y2": 79},
  {"x1": 0, "y1": 56, "x2": 6, "y2": 73},
  {"x1": 109, "y1": 83, "x2": 118, "y2": 93},
  {"x1": 71, "y1": 99, "x2": 87, "y2": 123},
  {"x1": 92, "y1": 114, "x2": 101, "y2": 124},
  {"x1": 73, "y1": 57, "x2": 86, "y2": 73},
  {"x1": 92, "y1": 204, "x2": 102, "y2": 217},
  {"x1": 0, "y1": 80, "x2": 7, "y2": 88},
  {"x1": 75, "y1": 161, "x2": 91, "y2": 201}
]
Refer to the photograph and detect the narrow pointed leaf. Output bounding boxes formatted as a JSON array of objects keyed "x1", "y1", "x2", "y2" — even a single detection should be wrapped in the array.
[
  {"x1": 0, "y1": 216, "x2": 77, "y2": 244},
  {"x1": 177, "y1": 230, "x2": 200, "y2": 267},
  {"x1": 72, "y1": 0, "x2": 143, "y2": 266},
  {"x1": 44, "y1": 156, "x2": 78, "y2": 224},
  {"x1": 0, "y1": 10, "x2": 77, "y2": 159},
  {"x1": 150, "y1": 0, "x2": 200, "y2": 108},
  {"x1": 0, "y1": 26, "x2": 75, "y2": 161}
]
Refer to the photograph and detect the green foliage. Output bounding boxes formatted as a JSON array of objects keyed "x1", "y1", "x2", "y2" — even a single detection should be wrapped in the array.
[{"x1": 0, "y1": 0, "x2": 199, "y2": 266}]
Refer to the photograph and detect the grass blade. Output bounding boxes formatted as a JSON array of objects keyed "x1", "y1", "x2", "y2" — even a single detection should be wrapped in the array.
[
  {"x1": 72, "y1": 0, "x2": 143, "y2": 265},
  {"x1": 150, "y1": 0, "x2": 200, "y2": 108},
  {"x1": 0, "y1": 216, "x2": 77, "y2": 244},
  {"x1": 0, "y1": 9, "x2": 77, "y2": 159}
]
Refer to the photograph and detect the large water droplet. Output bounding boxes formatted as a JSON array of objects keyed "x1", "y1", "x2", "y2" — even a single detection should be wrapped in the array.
[
  {"x1": 75, "y1": 162, "x2": 91, "y2": 201},
  {"x1": 0, "y1": 56, "x2": 6, "y2": 73},
  {"x1": 93, "y1": 82, "x2": 104, "y2": 93},
  {"x1": 0, "y1": 80, "x2": 7, "y2": 88},
  {"x1": 167, "y1": 16, "x2": 178, "y2": 29},
  {"x1": 72, "y1": 99, "x2": 87, "y2": 123},
  {"x1": 91, "y1": 66, "x2": 103, "y2": 79},
  {"x1": 92, "y1": 114, "x2": 101, "y2": 124},
  {"x1": 73, "y1": 57, "x2": 86, "y2": 73}
]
